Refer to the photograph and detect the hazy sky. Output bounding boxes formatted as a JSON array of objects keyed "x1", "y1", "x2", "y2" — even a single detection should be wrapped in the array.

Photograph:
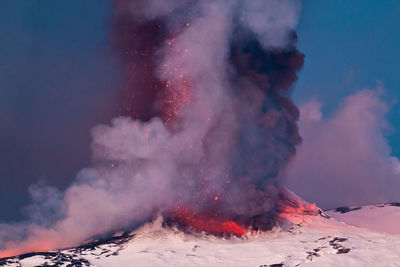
[
  {"x1": 0, "y1": 0, "x2": 399, "y2": 221},
  {"x1": 0, "y1": 0, "x2": 120, "y2": 220}
]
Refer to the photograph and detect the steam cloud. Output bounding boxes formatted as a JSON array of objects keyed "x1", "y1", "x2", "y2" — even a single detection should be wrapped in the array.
[
  {"x1": 0, "y1": 0, "x2": 303, "y2": 256},
  {"x1": 285, "y1": 88, "x2": 400, "y2": 209}
]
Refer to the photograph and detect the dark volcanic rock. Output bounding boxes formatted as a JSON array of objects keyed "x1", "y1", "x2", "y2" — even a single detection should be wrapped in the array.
[
  {"x1": 0, "y1": 252, "x2": 91, "y2": 267},
  {"x1": 334, "y1": 206, "x2": 362, "y2": 214},
  {"x1": 329, "y1": 237, "x2": 351, "y2": 255},
  {"x1": 0, "y1": 232, "x2": 134, "y2": 266},
  {"x1": 337, "y1": 248, "x2": 351, "y2": 254}
]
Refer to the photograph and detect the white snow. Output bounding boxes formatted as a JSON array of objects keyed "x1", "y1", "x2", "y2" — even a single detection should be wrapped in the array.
[
  {"x1": 72, "y1": 214, "x2": 400, "y2": 267},
  {"x1": 3, "y1": 205, "x2": 400, "y2": 267},
  {"x1": 327, "y1": 204, "x2": 400, "y2": 235}
]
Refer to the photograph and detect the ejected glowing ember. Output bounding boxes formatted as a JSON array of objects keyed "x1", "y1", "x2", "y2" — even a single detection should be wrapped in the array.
[{"x1": 114, "y1": 0, "x2": 304, "y2": 234}]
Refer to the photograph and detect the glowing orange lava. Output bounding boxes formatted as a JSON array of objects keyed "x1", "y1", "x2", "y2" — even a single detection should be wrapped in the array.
[{"x1": 166, "y1": 208, "x2": 247, "y2": 236}]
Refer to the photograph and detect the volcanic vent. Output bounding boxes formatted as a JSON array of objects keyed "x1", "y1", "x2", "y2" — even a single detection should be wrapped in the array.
[{"x1": 113, "y1": 0, "x2": 304, "y2": 235}]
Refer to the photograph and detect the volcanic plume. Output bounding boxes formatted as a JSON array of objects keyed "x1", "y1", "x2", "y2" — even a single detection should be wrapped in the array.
[
  {"x1": 0, "y1": 0, "x2": 304, "y2": 257},
  {"x1": 113, "y1": 0, "x2": 304, "y2": 234}
]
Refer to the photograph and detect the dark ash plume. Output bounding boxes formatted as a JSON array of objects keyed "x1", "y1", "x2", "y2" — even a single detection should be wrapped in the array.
[
  {"x1": 222, "y1": 30, "x2": 304, "y2": 230},
  {"x1": 113, "y1": 0, "x2": 304, "y2": 231}
]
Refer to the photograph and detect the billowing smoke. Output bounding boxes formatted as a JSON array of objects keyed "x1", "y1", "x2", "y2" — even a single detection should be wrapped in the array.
[
  {"x1": 113, "y1": 0, "x2": 304, "y2": 230},
  {"x1": 285, "y1": 88, "x2": 400, "y2": 209},
  {"x1": 0, "y1": 0, "x2": 303, "y2": 257}
]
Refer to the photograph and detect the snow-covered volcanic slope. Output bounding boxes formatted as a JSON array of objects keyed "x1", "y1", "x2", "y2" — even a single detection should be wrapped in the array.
[
  {"x1": 327, "y1": 202, "x2": 400, "y2": 235},
  {"x1": 2, "y1": 204, "x2": 400, "y2": 267}
]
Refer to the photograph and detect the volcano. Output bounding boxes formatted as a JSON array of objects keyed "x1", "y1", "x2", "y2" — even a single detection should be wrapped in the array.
[
  {"x1": 0, "y1": 1, "x2": 307, "y2": 257},
  {"x1": 161, "y1": 189, "x2": 324, "y2": 237},
  {"x1": 111, "y1": 0, "x2": 305, "y2": 236},
  {"x1": 2, "y1": 195, "x2": 400, "y2": 267}
]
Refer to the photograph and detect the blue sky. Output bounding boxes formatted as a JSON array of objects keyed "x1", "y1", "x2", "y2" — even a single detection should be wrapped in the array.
[
  {"x1": 296, "y1": 0, "x2": 400, "y2": 155},
  {"x1": 0, "y1": 0, "x2": 399, "y2": 221}
]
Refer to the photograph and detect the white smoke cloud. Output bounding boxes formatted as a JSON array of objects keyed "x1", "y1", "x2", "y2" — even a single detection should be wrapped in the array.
[
  {"x1": 0, "y1": 118, "x2": 180, "y2": 255},
  {"x1": 120, "y1": 0, "x2": 301, "y2": 48},
  {"x1": 239, "y1": 0, "x2": 301, "y2": 48},
  {"x1": 284, "y1": 88, "x2": 400, "y2": 209}
]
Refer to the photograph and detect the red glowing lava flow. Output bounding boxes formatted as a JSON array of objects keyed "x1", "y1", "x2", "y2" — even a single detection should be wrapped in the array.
[{"x1": 166, "y1": 208, "x2": 247, "y2": 236}]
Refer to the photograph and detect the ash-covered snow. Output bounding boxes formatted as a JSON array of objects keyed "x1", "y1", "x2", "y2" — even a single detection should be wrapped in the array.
[{"x1": 2, "y1": 205, "x2": 400, "y2": 267}]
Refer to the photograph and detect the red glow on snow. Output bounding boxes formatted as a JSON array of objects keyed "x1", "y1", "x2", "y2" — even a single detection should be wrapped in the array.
[
  {"x1": 277, "y1": 194, "x2": 320, "y2": 224},
  {"x1": 279, "y1": 200, "x2": 318, "y2": 215}
]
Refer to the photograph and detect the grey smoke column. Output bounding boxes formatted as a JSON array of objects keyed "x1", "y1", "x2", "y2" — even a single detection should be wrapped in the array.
[{"x1": 113, "y1": 0, "x2": 304, "y2": 230}]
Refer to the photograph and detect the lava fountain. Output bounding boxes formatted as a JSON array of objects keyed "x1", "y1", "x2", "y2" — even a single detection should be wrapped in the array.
[{"x1": 113, "y1": 0, "x2": 304, "y2": 235}]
